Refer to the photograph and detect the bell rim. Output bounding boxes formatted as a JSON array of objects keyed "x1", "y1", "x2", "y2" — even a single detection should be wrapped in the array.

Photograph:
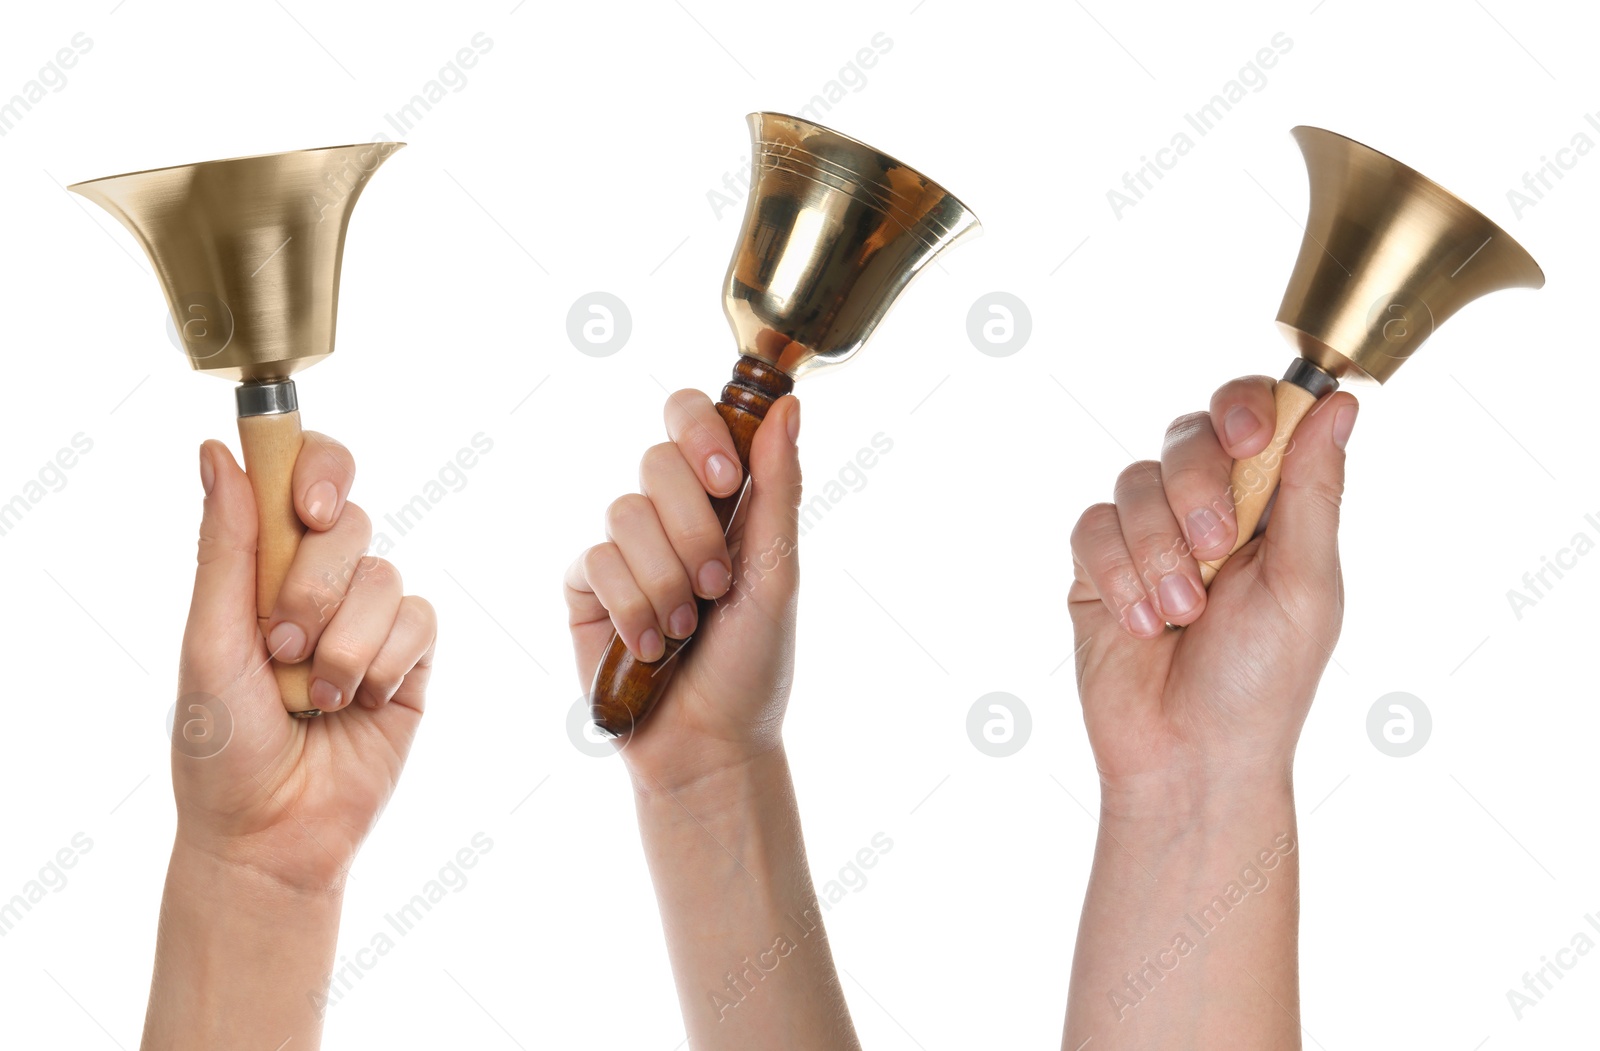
[
  {"x1": 748, "y1": 111, "x2": 981, "y2": 240},
  {"x1": 68, "y1": 141, "x2": 407, "y2": 192}
]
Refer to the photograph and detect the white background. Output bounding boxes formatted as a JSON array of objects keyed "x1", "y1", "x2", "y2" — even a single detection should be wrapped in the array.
[{"x1": 1, "y1": 0, "x2": 1595, "y2": 1047}]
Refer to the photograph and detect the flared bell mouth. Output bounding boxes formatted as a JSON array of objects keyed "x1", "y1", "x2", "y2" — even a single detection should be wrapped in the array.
[
  {"x1": 68, "y1": 141, "x2": 406, "y2": 191},
  {"x1": 1291, "y1": 125, "x2": 1544, "y2": 289},
  {"x1": 70, "y1": 141, "x2": 406, "y2": 383},
  {"x1": 1276, "y1": 125, "x2": 1546, "y2": 385},
  {"x1": 723, "y1": 113, "x2": 982, "y2": 379},
  {"x1": 748, "y1": 111, "x2": 980, "y2": 252}
]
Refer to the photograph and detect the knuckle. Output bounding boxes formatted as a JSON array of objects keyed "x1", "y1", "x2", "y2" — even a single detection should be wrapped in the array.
[
  {"x1": 581, "y1": 542, "x2": 617, "y2": 579},
  {"x1": 671, "y1": 516, "x2": 720, "y2": 551},
  {"x1": 1114, "y1": 461, "x2": 1161, "y2": 495},
  {"x1": 1130, "y1": 529, "x2": 1180, "y2": 556},
  {"x1": 1217, "y1": 375, "x2": 1275, "y2": 400},
  {"x1": 353, "y1": 555, "x2": 400, "y2": 593},
  {"x1": 314, "y1": 436, "x2": 353, "y2": 470},
  {"x1": 612, "y1": 593, "x2": 655, "y2": 630},
  {"x1": 314, "y1": 632, "x2": 367, "y2": 681},
  {"x1": 783, "y1": 475, "x2": 804, "y2": 511},
  {"x1": 1131, "y1": 532, "x2": 1186, "y2": 578},
  {"x1": 338, "y1": 502, "x2": 373, "y2": 538},
  {"x1": 196, "y1": 527, "x2": 253, "y2": 568},
  {"x1": 1162, "y1": 461, "x2": 1218, "y2": 494},
  {"x1": 670, "y1": 388, "x2": 713, "y2": 414},
  {"x1": 1100, "y1": 558, "x2": 1147, "y2": 603},
  {"x1": 664, "y1": 389, "x2": 716, "y2": 434},
  {"x1": 401, "y1": 594, "x2": 438, "y2": 631},
  {"x1": 640, "y1": 442, "x2": 683, "y2": 476},
  {"x1": 1163, "y1": 411, "x2": 1212, "y2": 447},
  {"x1": 285, "y1": 572, "x2": 343, "y2": 620},
  {"x1": 642, "y1": 564, "x2": 692, "y2": 603},
  {"x1": 1282, "y1": 473, "x2": 1345, "y2": 510},
  {"x1": 360, "y1": 657, "x2": 406, "y2": 700},
  {"x1": 1071, "y1": 503, "x2": 1119, "y2": 549},
  {"x1": 304, "y1": 431, "x2": 347, "y2": 454},
  {"x1": 604, "y1": 493, "x2": 653, "y2": 536}
]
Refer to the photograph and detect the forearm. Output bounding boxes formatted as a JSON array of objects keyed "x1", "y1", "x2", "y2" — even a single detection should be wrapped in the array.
[
  {"x1": 1064, "y1": 770, "x2": 1301, "y2": 1051},
  {"x1": 142, "y1": 841, "x2": 344, "y2": 1050},
  {"x1": 632, "y1": 747, "x2": 861, "y2": 1051}
]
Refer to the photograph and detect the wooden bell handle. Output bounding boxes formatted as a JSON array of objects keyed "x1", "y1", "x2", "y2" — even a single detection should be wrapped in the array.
[
  {"x1": 1198, "y1": 365, "x2": 1331, "y2": 587},
  {"x1": 237, "y1": 405, "x2": 318, "y2": 717},
  {"x1": 589, "y1": 355, "x2": 794, "y2": 736}
]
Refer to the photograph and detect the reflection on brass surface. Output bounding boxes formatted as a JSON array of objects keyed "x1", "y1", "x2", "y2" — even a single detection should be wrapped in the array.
[
  {"x1": 724, "y1": 113, "x2": 980, "y2": 379},
  {"x1": 1276, "y1": 126, "x2": 1542, "y2": 383},
  {"x1": 71, "y1": 142, "x2": 404, "y2": 383}
]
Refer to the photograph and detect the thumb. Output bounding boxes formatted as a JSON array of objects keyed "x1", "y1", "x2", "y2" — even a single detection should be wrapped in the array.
[
  {"x1": 1263, "y1": 391, "x2": 1358, "y2": 585},
  {"x1": 731, "y1": 395, "x2": 802, "y2": 597},
  {"x1": 182, "y1": 441, "x2": 262, "y2": 678}
]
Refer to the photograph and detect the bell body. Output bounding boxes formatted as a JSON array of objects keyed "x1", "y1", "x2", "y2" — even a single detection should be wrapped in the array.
[
  {"x1": 1276, "y1": 126, "x2": 1543, "y2": 384},
  {"x1": 69, "y1": 142, "x2": 404, "y2": 383},
  {"x1": 722, "y1": 112, "x2": 979, "y2": 379}
]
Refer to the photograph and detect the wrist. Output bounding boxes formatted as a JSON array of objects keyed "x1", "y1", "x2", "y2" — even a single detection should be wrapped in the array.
[
  {"x1": 627, "y1": 741, "x2": 791, "y2": 820},
  {"x1": 143, "y1": 840, "x2": 345, "y2": 1047},
  {"x1": 171, "y1": 816, "x2": 354, "y2": 898},
  {"x1": 623, "y1": 734, "x2": 787, "y2": 803},
  {"x1": 1098, "y1": 756, "x2": 1295, "y2": 840},
  {"x1": 168, "y1": 834, "x2": 347, "y2": 910},
  {"x1": 1068, "y1": 761, "x2": 1302, "y2": 1046},
  {"x1": 166, "y1": 838, "x2": 346, "y2": 917}
]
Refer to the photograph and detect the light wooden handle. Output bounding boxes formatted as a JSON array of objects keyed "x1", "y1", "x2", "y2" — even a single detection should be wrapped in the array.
[
  {"x1": 237, "y1": 411, "x2": 316, "y2": 716},
  {"x1": 1198, "y1": 380, "x2": 1320, "y2": 587}
]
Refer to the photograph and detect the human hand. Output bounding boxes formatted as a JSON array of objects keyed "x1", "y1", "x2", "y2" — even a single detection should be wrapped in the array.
[
  {"x1": 565, "y1": 391, "x2": 802, "y2": 792},
  {"x1": 1067, "y1": 376, "x2": 1359, "y2": 814},
  {"x1": 172, "y1": 435, "x2": 437, "y2": 893}
]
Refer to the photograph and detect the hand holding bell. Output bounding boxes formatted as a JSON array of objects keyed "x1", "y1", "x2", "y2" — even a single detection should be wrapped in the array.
[{"x1": 588, "y1": 113, "x2": 980, "y2": 736}]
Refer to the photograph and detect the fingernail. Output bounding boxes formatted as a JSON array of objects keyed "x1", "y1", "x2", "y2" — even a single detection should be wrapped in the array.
[
  {"x1": 1223, "y1": 405, "x2": 1261, "y2": 448},
  {"x1": 667, "y1": 602, "x2": 696, "y2": 638},
  {"x1": 639, "y1": 628, "x2": 664, "y2": 662},
  {"x1": 698, "y1": 561, "x2": 730, "y2": 598},
  {"x1": 1158, "y1": 573, "x2": 1199, "y2": 618},
  {"x1": 305, "y1": 480, "x2": 338, "y2": 526},
  {"x1": 706, "y1": 453, "x2": 738, "y2": 494},
  {"x1": 787, "y1": 399, "x2": 801, "y2": 445},
  {"x1": 1333, "y1": 404, "x2": 1358, "y2": 450},
  {"x1": 1184, "y1": 507, "x2": 1224, "y2": 552},
  {"x1": 199, "y1": 444, "x2": 215, "y2": 496},
  {"x1": 311, "y1": 678, "x2": 343, "y2": 712},
  {"x1": 267, "y1": 622, "x2": 306, "y2": 663},
  {"x1": 1126, "y1": 599, "x2": 1161, "y2": 637}
]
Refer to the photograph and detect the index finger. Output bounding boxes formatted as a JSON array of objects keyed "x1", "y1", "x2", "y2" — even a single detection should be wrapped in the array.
[
  {"x1": 293, "y1": 430, "x2": 356, "y2": 531},
  {"x1": 1208, "y1": 376, "x2": 1279, "y2": 460},
  {"x1": 662, "y1": 389, "x2": 743, "y2": 498}
]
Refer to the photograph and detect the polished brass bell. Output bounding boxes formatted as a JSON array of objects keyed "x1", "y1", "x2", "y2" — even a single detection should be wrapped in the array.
[
  {"x1": 70, "y1": 143, "x2": 403, "y2": 382},
  {"x1": 1277, "y1": 126, "x2": 1544, "y2": 386},
  {"x1": 723, "y1": 111, "x2": 982, "y2": 377}
]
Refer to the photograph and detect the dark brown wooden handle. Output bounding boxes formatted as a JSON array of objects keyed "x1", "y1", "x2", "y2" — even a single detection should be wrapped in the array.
[{"x1": 589, "y1": 355, "x2": 794, "y2": 736}]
